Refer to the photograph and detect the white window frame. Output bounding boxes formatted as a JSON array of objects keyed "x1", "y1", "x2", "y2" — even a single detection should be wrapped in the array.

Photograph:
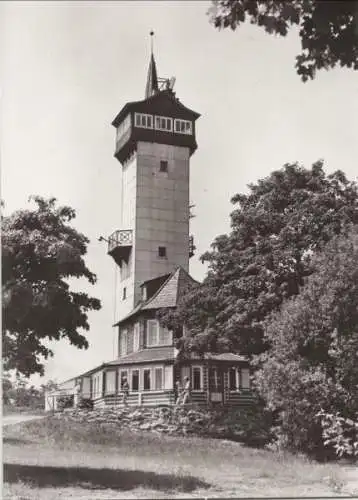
[
  {"x1": 133, "y1": 323, "x2": 140, "y2": 352},
  {"x1": 134, "y1": 112, "x2": 153, "y2": 129},
  {"x1": 146, "y1": 319, "x2": 160, "y2": 347},
  {"x1": 164, "y1": 365, "x2": 173, "y2": 390},
  {"x1": 154, "y1": 367, "x2": 163, "y2": 390},
  {"x1": 120, "y1": 329, "x2": 128, "y2": 356},
  {"x1": 116, "y1": 114, "x2": 131, "y2": 142},
  {"x1": 191, "y1": 365, "x2": 203, "y2": 391},
  {"x1": 155, "y1": 115, "x2": 173, "y2": 132},
  {"x1": 131, "y1": 368, "x2": 140, "y2": 392},
  {"x1": 209, "y1": 367, "x2": 220, "y2": 391},
  {"x1": 241, "y1": 368, "x2": 251, "y2": 389},
  {"x1": 174, "y1": 118, "x2": 192, "y2": 135},
  {"x1": 228, "y1": 367, "x2": 240, "y2": 392},
  {"x1": 105, "y1": 370, "x2": 116, "y2": 395},
  {"x1": 159, "y1": 326, "x2": 173, "y2": 346},
  {"x1": 119, "y1": 369, "x2": 129, "y2": 392}
]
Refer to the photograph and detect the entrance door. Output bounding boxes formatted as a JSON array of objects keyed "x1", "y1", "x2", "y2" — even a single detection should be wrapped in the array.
[{"x1": 208, "y1": 365, "x2": 224, "y2": 403}]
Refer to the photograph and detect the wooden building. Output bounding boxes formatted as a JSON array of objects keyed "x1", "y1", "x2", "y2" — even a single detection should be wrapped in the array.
[{"x1": 47, "y1": 42, "x2": 254, "y2": 411}]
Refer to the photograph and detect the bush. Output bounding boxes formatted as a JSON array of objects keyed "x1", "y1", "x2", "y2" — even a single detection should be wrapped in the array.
[
  {"x1": 78, "y1": 398, "x2": 94, "y2": 410},
  {"x1": 57, "y1": 395, "x2": 74, "y2": 410},
  {"x1": 318, "y1": 411, "x2": 358, "y2": 460},
  {"x1": 255, "y1": 231, "x2": 358, "y2": 457}
]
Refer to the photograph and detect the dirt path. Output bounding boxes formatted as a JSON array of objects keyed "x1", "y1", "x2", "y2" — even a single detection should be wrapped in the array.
[{"x1": 2, "y1": 414, "x2": 46, "y2": 427}]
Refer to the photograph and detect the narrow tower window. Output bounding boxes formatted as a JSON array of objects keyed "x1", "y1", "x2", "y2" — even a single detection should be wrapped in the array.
[
  {"x1": 158, "y1": 246, "x2": 167, "y2": 258},
  {"x1": 122, "y1": 287, "x2": 127, "y2": 300},
  {"x1": 159, "y1": 160, "x2": 168, "y2": 172}
]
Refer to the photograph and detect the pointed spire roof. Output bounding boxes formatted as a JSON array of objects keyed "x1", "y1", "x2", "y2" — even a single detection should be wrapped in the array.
[{"x1": 145, "y1": 53, "x2": 159, "y2": 99}]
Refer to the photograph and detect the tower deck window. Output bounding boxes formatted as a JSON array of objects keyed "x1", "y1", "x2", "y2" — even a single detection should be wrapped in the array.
[
  {"x1": 134, "y1": 112, "x2": 153, "y2": 129},
  {"x1": 155, "y1": 115, "x2": 173, "y2": 132},
  {"x1": 158, "y1": 246, "x2": 167, "y2": 258},
  {"x1": 160, "y1": 160, "x2": 168, "y2": 172},
  {"x1": 174, "y1": 119, "x2": 192, "y2": 135}
]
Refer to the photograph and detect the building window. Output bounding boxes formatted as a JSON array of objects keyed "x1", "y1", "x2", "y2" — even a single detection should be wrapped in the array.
[
  {"x1": 119, "y1": 329, "x2": 128, "y2": 356},
  {"x1": 143, "y1": 369, "x2": 151, "y2": 390},
  {"x1": 241, "y1": 368, "x2": 250, "y2": 389},
  {"x1": 146, "y1": 320, "x2": 172, "y2": 347},
  {"x1": 119, "y1": 370, "x2": 128, "y2": 391},
  {"x1": 159, "y1": 160, "x2": 168, "y2": 172},
  {"x1": 155, "y1": 115, "x2": 173, "y2": 132},
  {"x1": 229, "y1": 367, "x2": 240, "y2": 391},
  {"x1": 158, "y1": 246, "x2": 167, "y2": 258},
  {"x1": 116, "y1": 114, "x2": 131, "y2": 142},
  {"x1": 133, "y1": 323, "x2": 140, "y2": 352},
  {"x1": 122, "y1": 287, "x2": 127, "y2": 300},
  {"x1": 105, "y1": 371, "x2": 116, "y2": 395},
  {"x1": 147, "y1": 319, "x2": 159, "y2": 346},
  {"x1": 159, "y1": 326, "x2": 172, "y2": 346},
  {"x1": 174, "y1": 119, "x2": 192, "y2": 135},
  {"x1": 131, "y1": 369, "x2": 139, "y2": 391},
  {"x1": 209, "y1": 367, "x2": 222, "y2": 391},
  {"x1": 134, "y1": 112, "x2": 153, "y2": 129},
  {"x1": 164, "y1": 365, "x2": 173, "y2": 390},
  {"x1": 192, "y1": 366, "x2": 203, "y2": 391},
  {"x1": 154, "y1": 367, "x2": 163, "y2": 390},
  {"x1": 142, "y1": 286, "x2": 147, "y2": 301}
]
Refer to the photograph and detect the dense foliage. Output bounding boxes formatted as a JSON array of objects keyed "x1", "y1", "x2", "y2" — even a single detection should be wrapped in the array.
[
  {"x1": 2, "y1": 374, "x2": 58, "y2": 410},
  {"x1": 160, "y1": 162, "x2": 358, "y2": 357},
  {"x1": 319, "y1": 411, "x2": 358, "y2": 459},
  {"x1": 208, "y1": 0, "x2": 358, "y2": 81},
  {"x1": 254, "y1": 231, "x2": 358, "y2": 457},
  {"x1": 2, "y1": 196, "x2": 101, "y2": 377}
]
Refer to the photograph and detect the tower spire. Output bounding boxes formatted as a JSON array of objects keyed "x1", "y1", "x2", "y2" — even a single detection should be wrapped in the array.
[{"x1": 145, "y1": 31, "x2": 159, "y2": 99}]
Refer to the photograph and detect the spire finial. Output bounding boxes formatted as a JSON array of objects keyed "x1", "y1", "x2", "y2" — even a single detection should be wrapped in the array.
[
  {"x1": 150, "y1": 30, "x2": 154, "y2": 55},
  {"x1": 145, "y1": 32, "x2": 159, "y2": 99}
]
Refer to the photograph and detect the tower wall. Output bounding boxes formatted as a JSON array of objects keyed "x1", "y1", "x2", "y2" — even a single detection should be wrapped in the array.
[
  {"x1": 117, "y1": 155, "x2": 137, "y2": 318},
  {"x1": 117, "y1": 141, "x2": 190, "y2": 319}
]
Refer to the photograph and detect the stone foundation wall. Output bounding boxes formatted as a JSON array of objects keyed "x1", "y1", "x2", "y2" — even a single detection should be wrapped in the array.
[{"x1": 53, "y1": 404, "x2": 269, "y2": 443}]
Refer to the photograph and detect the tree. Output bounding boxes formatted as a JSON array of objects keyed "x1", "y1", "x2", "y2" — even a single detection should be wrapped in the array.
[
  {"x1": 2, "y1": 196, "x2": 101, "y2": 377},
  {"x1": 159, "y1": 162, "x2": 358, "y2": 357},
  {"x1": 208, "y1": 1, "x2": 358, "y2": 81},
  {"x1": 254, "y1": 230, "x2": 358, "y2": 455}
]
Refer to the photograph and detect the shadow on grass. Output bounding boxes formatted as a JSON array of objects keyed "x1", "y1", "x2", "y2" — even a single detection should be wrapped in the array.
[
  {"x1": 4, "y1": 463, "x2": 210, "y2": 493},
  {"x1": 3, "y1": 437, "x2": 34, "y2": 446}
]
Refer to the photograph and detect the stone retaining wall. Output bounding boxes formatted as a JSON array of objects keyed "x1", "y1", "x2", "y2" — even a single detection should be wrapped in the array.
[{"x1": 53, "y1": 404, "x2": 270, "y2": 443}]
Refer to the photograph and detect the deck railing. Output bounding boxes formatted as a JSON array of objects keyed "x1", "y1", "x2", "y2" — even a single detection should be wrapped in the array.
[{"x1": 108, "y1": 229, "x2": 133, "y2": 253}]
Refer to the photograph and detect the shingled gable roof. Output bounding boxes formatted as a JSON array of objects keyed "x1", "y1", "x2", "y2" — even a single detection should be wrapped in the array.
[
  {"x1": 114, "y1": 266, "x2": 199, "y2": 326},
  {"x1": 142, "y1": 266, "x2": 198, "y2": 310}
]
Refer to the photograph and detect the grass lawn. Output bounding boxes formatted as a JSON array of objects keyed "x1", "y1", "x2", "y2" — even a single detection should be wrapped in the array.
[{"x1": 3, "y1": 415, "x2": 358, "y2": 499}]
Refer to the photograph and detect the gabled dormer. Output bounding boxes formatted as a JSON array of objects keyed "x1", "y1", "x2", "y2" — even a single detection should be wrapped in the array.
[{"x1": 115, "y1": 266, "x2": 199, "y2": 358}]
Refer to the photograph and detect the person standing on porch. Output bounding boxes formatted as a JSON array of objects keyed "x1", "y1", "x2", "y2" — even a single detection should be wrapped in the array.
[
  {"x1": 175, "y1": 380, "x2": 183, "y2": 405},
  {"x1": 122, "y1": 377, "x2": 129, "y2": 405},
  {"x1": 182, "y1": 376, "x2": 191, "y2": 405}
]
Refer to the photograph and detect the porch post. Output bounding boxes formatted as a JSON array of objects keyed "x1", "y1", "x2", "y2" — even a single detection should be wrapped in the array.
[{"x1": 206, "y1": 360, "x2": 210, "y2": 406}]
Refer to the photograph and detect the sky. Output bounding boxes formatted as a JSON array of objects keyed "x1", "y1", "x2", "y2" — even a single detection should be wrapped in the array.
[{"x1": 1, "y1": 1, "x2": 358, "y2": 386}]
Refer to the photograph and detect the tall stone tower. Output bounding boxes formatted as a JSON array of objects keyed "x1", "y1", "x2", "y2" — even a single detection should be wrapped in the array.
[{"x1": 108, "y1": 46, "x2": 200, "y2": 320}]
